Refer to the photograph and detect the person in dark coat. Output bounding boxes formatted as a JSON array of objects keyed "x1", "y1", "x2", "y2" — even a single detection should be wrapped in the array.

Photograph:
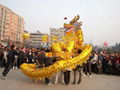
[
  {"x1": 35, "y1": 49, "x2": 53, "y2": 85},
  {"x1": 17, "y1": 48, "x2": 27, "y2": 68},
  {"x1": 27, "y1": 49, "x2": 35, "y2": 63},
  {"x1": 1, "y1": 45, "x2": 18, "y2": 79},
  {"x1": 35, "y1": 49, "x2": 46, "y2": 67},
  {"x1": 0, "y1": 46, "x2": 5, "y2": 67},
  {"x1": 83, "y1": 56, "x2": 92, "y2": 77},
  {"x1": 72, "y1": 49, "x2": 82, "y2": 84}
]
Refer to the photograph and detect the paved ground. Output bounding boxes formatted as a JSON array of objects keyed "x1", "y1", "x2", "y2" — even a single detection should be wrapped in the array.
[{"x1": 0, "y1": 68, "x2": 120, "y2": 90}]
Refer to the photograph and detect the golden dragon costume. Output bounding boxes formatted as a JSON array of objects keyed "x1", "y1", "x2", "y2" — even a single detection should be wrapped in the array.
[{"x1": 20, "y1": 15, "x2": 92, "y2": 80}]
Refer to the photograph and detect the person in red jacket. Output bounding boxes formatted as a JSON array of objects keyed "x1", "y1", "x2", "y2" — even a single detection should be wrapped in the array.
[{"x1": 114, "y1": 53, "x2": 120, "y2": 75}]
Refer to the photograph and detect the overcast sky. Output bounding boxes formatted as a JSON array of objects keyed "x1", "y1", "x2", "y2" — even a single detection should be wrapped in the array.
[{"x1": 0, "y1": 0, "x2": 120, "y2": 46}]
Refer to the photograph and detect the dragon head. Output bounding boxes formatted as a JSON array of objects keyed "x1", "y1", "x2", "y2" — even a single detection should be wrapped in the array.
[{"x1": 64, "y1": 15, "x2": 82, "y2": 30}]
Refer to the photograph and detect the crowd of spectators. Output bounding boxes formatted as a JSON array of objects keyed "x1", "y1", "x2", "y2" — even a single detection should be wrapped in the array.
[
  {"x1": 0, "y1": 45, "x2": 120, "y2": 85},
  {"x1": 83, "y1": 50, "x2": 120, "y2": 76}
]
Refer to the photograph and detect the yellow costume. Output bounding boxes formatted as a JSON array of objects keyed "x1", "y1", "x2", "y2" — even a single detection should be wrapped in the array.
[{"x1": 20, "y1": 15, "x2": 92, "y2": 80}]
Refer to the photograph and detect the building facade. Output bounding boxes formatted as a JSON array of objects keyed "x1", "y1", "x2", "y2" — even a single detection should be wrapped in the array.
[
  {"x1": 0, "y1": 4, "x2": 24, "y2": 46},
  {"x1": 28, "y1": 31, "x2": 49, "y2": 48},
  {"x1": 49, "y1": 28, "x2": 66, "y2": 46}
]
